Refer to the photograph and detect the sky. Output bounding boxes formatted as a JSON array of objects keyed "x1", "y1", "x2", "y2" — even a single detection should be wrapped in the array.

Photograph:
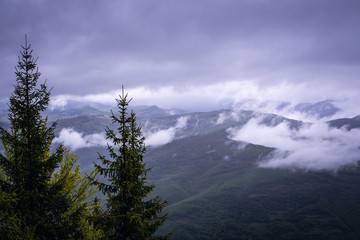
[{"x1": 1, "y1": 0, "x2": 360, "y2": 114}]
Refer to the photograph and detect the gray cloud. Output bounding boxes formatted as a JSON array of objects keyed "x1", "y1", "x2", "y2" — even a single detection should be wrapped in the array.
[{"x1": 1, "y1": 0, "x2": 360, "y2": 113}]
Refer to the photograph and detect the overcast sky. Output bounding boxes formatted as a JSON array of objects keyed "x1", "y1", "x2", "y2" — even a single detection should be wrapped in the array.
[{"x1": 1, "y1": 0, "x2": 360, "y2": 113}]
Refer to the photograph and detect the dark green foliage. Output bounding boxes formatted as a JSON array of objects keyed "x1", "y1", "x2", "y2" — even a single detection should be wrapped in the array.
[
  {"x1": 145, "y1": 129, "x2": 360, "y2": 240},
  {"x1": 94, "y1": 88, "x2": 170, "y2": 240},
  {"x1": 0, "y1": 37, "x2": 99, "y2": 239},
  {"x1": 44, "y1": 103, "x2": 360, "y2": 239}
]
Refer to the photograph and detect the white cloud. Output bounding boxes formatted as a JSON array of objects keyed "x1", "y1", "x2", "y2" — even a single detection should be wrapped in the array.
[
  {"x1": 216, "y1": 111, "x2": 251, "y2": 125},
  {"x1": 144, "y1": 129, "x2": 175, "y2": 148},
  {"x1": 216, "y1": 112, "x2": 229, "y2": 125},
  {"x1": 49, "y1": 81, "x2": 360, "y2": 120},
  {"x1": 54, "y1": 128, "x2": 107, "y2": 151},
  {"x1": 54, "y1": 116, "x2": 190, "y2": 150},
  {"x1": 174, "y1": 116, "x2": 189, "y2": 129},
  {"x1": 229, "y1": 117, "x2": 360, "y2": 171},
  {"x1": 49, "y1": 96, "x2": 68, "y2": 110},
  {"x1": 145, "y1": 116, "x2": 190, "y2": 147}
]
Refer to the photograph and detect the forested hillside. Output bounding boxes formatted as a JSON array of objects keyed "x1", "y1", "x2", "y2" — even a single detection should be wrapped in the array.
[{"x1": 43, "y1": 104, "x2": 360, "y2": 240}]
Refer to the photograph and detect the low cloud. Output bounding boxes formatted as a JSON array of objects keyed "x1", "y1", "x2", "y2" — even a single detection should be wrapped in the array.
[
  {"x1": 229, "y1": 117, "x2": 360, "y2": 171},
  {"x1": 54, "y1": 117, "x2": 190, "y2": 150},
  {"x1": 49, "y1": 81, "x2": 360, "y2": 121},
  {"x1": 145, "y1": 116, "x2": 189, "y2": 147},
  {"x1": 216, "y1": 112, "x2": 239, "y2": 125},
  {"x1": 54, "y1": 128, "x2": 107, "y2": 151},
  {"x1": 216, "y1": 110, "x2": 253, "y2": 125}
]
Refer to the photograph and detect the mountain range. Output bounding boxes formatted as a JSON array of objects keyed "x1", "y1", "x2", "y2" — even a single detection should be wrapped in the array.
[{"x1": 0, "y1": 100, "x2": 360, "y2": 239}]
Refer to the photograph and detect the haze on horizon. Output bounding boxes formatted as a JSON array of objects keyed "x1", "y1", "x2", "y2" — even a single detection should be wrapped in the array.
[{"x1": 1, "y1": 0, "x2": 359, "y2": 116}]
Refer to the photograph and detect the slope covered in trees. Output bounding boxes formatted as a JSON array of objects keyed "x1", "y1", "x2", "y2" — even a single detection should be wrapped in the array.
[{"x1": 50, "y1": 106, "x2": 360, "y2": 240}]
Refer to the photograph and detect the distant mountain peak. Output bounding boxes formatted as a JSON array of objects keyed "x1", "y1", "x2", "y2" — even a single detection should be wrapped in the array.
[{"x1": 294, "y1": 100, "x2": 340, "y2": 118}]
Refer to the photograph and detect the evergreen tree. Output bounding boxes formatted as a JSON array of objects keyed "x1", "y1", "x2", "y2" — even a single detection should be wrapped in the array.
[
  {"x1": 51, "y1": 150, "x2": 104, "y2": 239},
  {"x1": 94, "y1": 87, "x2": 170, "y2": 240},
  {"x1": 0, "y1": 36, "x2": 100, "y2": 239}
]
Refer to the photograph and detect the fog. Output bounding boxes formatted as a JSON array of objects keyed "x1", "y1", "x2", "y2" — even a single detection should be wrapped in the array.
[
  {"x1": 53, "y1": 116, "x2": 190, "y2": 150},
  {"x1": 48, "y1": 81, "x2": 360, "y2": 120},
  {"x1": 54, "y1": 128, "x2": 107, "y2": 151},
  {"x1": 229, "y1": 117, "x2": 360, "y2": 171},
  {"x1": 145, "y1": 116, "x2": 189, "y2": 147}
]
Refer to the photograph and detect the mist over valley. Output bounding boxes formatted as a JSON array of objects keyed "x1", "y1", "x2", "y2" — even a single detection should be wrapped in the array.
[{"x1": 2, "y1": 100, "x2": 359, "y2": 239}]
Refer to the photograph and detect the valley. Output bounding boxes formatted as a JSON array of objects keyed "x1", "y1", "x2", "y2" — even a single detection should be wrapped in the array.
[{"x1": 1, "y1": 102, "x2": 360, "y2": 239}]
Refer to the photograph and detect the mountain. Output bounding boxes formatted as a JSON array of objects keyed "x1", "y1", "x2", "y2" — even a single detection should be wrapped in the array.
[
  {"x1": 231, "y1": 100, "x2": 340, "y2": 119},
  {"x1": 328, "y1": 115, "x2": 360, "y2": 130},
  {"x1": 145, "y1": 130, "x2": 360, "y2": 240},
  {"x1": 46, "y1": 104, "x2": 360, "y2": 239},
  {"x1": 46, "y1": 101, "x2": 111, "y2": 121},
  {"x1": 1, "y1": 103, "x2": 360, "y2": 239},
  {"x1": 294, "y1": 100, "x2": 340, "y2": 118}
]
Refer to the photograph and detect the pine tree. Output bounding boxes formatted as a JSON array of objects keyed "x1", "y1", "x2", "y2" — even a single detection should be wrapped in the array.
[
  {"x1": 94, "y1": 87, "x2": 170, "y2": 240},
  {"x1": 51, "y1": 150, "x2": 104, "y2": 239},
  {"x1": 0, "y1": 36, "x2": 100, "y2": 239}
]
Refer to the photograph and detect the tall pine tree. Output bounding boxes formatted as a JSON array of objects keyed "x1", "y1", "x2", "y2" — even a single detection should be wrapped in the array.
[
  {"x1": 94, "y1": 87, "x2": 170, "y2": 240},
  {"x1": 0, "y1": 36, "x2": 100, "y2": 239}
]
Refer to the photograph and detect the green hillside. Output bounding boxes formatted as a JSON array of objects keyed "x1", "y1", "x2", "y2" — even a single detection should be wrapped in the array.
[
  {"x1": 144, "y1": 129, "x2": 360, "y2": 240},
  {"x1": 69, "y1": 111, "x2": 360, "y2": 239},
  {"x1": 25, "y1": 105, "x2": 360, "y2": 239},
  {"x1": 56, "y1": 115, "x2": 111, "y2": 134}
]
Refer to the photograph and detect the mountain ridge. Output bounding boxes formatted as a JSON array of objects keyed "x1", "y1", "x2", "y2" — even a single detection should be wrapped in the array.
[{"x1": 1, "y1": 102, "x2": 360, "y2": 239}]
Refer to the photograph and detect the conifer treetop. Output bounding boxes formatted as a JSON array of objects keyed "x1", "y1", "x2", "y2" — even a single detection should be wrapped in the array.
[{"x1": 94, "y1": 86, "x2": 170, "y2": 239}]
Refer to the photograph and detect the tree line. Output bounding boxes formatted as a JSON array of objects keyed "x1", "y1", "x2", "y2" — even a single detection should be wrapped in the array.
[{"x1": 0, "y1": 37, "x2": 170, "y2": 240}]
